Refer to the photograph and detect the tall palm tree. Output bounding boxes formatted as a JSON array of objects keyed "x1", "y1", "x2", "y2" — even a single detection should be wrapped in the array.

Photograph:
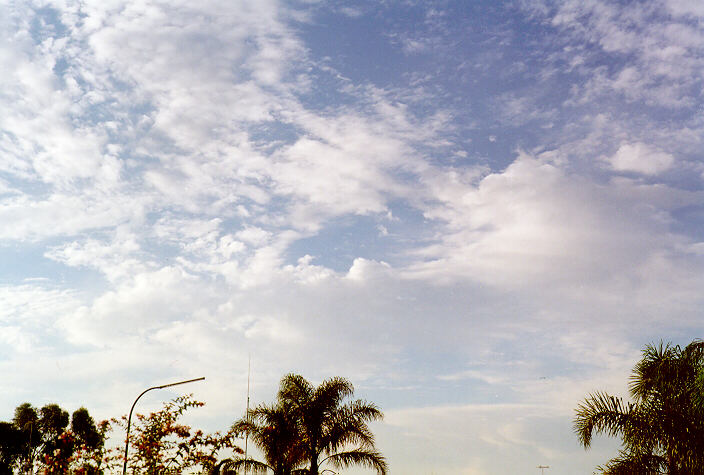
[
  {"x1": 574, "y1": 340, "x2": 704, "y2": 474},
  {"x1": 278, "y1": 374, "x2": 387, "y2": 475},
  {"x1": 225, "y1": 402, "x2": 306, "y2": 475}
]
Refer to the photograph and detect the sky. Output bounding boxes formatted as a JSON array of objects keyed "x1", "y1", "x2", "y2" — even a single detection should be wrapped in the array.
[{"x1": 1, "y1": 0, "x2": 704, "y2": 473}]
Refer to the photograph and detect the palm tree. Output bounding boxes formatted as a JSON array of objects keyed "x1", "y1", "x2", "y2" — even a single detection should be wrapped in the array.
[
  {"x1": 278, "y1": 374, "x2": 387, "y2": 475},
  {"x1": 225, "y1": 402, "x2": 306, "y2": 475},
  {"x1": 574, "y1": 340, "x2": 704, "y2": 474}
]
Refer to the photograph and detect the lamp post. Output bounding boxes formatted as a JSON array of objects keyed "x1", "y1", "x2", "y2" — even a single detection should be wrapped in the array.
[
  {"x1": 537, "y1": 465, "x2": 550, "y2": 475},
  {"x1": 122, "y1": 377, "x2": 205, "y2": 474}
]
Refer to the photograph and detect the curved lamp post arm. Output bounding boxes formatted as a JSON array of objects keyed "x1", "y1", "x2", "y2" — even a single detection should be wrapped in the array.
[{"x1": 122, "y1": 377, "x2": 205, "y2": 474}]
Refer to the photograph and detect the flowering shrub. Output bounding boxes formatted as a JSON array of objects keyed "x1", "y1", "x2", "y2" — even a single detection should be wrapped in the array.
[
  {"x1": 2, "y1": 397, "x2": 241, "y2": 473},
  {"x1": 42, "y1": 430, "x2": 75, "y2": 473},
  {"x1": 115, "y1": 394, "x2": 240, "y2": 474},
  {"x1": 41, "y1": 416, "x2": 119, "y2": 473}
]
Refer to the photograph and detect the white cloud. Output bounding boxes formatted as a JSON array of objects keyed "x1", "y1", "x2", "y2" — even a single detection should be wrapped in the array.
[
  {"x1": 606, "y1": 142, "x2": 675, "y2": 175},
  {"x1": 1, "y1": 2, "x2": 703, "y2": 473},
  {"x1": 666, "y1": 0, "x2": 704, "y2": 18},
  {"x1": 339, "y1": 6, "x2": 363, "y2": 18},
  {"x1": 346, "y1": 258, "x2": 391, "y2": 282},
  {"x1": 0, "y1": 193, "x2": 140, "y2": 241},
  {"x1": 548, "y1": 0, "x2": 704, "y2": 108},
  {"x1": 0, "y1": 284, "x2": 81, "y2": 353},
  {"x1": 57, "y1": 266, "x2": 211, "y2": 344},
  {"x1": 235, "y1": 226, "x2": 272, "y2": 246},
  {"x1": 45, "y1": 231, "x2": 146, "y2": 282},
  {"x1": 411, "y1": 152, "x2": 704, "y2": 295},
  {"x1": 271, "y1": 104, "x2": 430, "y2": 221},
  {"x1": 381, "y1": 402, "x2": 614, "y2": 474}
]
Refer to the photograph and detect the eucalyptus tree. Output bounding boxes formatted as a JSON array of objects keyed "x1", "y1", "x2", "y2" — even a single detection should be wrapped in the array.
[
  {"x1": 574, "y1": 340, "x2": 704, "y2": 474},
  {"x1": 8, "y1": 403, "x2": 105, "y2": 473},
  {"x1": 0, "y1": 422, "x2": 23, "y2": 473}
]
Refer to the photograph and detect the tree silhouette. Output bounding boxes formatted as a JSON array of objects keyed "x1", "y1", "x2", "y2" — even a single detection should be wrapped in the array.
[
  {"x1": 0, "y1": 422, "x2": 23, "y2": 474},
  {"x1": 279, "y1": 374, "x2": 387, "y2": 475},
  {"x1": 227, "y1": 374, "x2": 386, "y2": 475},
  {"x1": 226, "y1": 401, "x2": 305, "y2": 475},
  {"x1": 575, "y1": 340, "x2": 704, "y2": 474}
]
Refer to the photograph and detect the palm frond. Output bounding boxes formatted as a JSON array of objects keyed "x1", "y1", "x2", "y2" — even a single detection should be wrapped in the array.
[
  {"x1": 313, "y1": 377, "x2": 354, "y2": 409},
  {"x1": 279, "y1": 374, "x2": 314, "y2": 404},
  {"x1": 323, "y1": 400, "x2": 382, "y2": 452},
  {"x1": 221, "y1": 457, "x2": 272, "y2": 474},
  {"x1": 596, "y1": 449, "x2": 666, "y2": 475},
  {"x1": 323, "y1": 448, "x2": 388, "y2": 475},
  {"x1": 231, "y1": 401, "x2": 307, "y2": 473},
  {"x1": 574, "y1": 391, "x2": 634, "y2": 448},
  {"x1": 579, "y1": 339, "x2": 704, "y2": 473}
]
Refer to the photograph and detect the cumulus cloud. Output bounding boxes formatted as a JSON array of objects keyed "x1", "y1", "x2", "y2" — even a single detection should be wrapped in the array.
[
  {"x1": 607, "y1": 142, "x2": 675, "y2": 175},
  {"x1": 1, "y1": 1, "x2": 704, "y2": 473},
  {"x1": 414, "y1": 153, "x2": 680, "y2": 288}
]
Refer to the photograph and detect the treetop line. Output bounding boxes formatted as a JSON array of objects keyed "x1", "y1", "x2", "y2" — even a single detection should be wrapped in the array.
[
  {"x1": 2, "y1": 343, "x2": 701, "y2": 475},
  {"x1": 0, "y1": 373, "x2": 387, "y2": 475}
]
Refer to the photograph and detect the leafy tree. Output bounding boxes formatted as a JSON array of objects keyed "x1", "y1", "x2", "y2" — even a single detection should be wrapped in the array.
[
  {"x1": 38, "y1": 403, "x2": 70, "y2": 464},
  {"x1": 226, "y1": 401, "x2": 305, "y2": 475},
  {"x1": 0, "y1": 422, "x2": 23, "y2": 474},
  {"x1": 118, "y1": 393, "x2": 238, "y2": 474},
  {"x1": 72, "y1": 407, "x2": 102, "y2": 451},
  {"x1": 68, "y1": 409, "x2": 115, "y2": 474},
  {"x1": 231, "y1": 374, "x2": 387, "y2": 475},
  {"x1": 6, "y1": 403, "x2": 112, "y2": 474},
  {"x1": 574, "y1": 340, "x2": 704, "y2": 474},
  {"x1": 42, "y1": 430, "x2": 75, "y2": 473},
  {"x1": 12, "y1": 403, "x2": 40, "y2": 473}
]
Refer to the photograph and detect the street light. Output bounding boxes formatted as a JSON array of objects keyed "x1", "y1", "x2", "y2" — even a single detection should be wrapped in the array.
[
  {"x1": 122, "y1": 377, "x2": 205, "y2": 474},
  {"x1": 537, "y1": 465, "x2": 550, "y2": 475}
]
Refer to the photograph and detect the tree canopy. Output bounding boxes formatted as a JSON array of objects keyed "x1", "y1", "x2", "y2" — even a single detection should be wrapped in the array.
[
  {"x1": 0, "y1": 402, "x2": 108, "y2": 474},
  {"x1": 574, "y1": 340, "x2": 704, "y2": 474},
  {"x1": 228, "y1": 374, "x2": 387, "y2": 475}
]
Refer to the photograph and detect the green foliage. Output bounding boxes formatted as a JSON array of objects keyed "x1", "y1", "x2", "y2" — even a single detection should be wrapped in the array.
[
  {"x1": 574, "y1": 340, "x2": 704, "y2": 474},
  {"x1": 228, "y1": 402, "x2": 305, "y2": 475},
  {"x1": 39, "y1": 403, "x2": 70, "y2": 466},
  {"x1": 72, "y1": 407, "x2": 102, "y2": 451},
  {"x1": 119, "y1": 393, "x2": 237, "y2": 474},
  {"x1": 1, "y1": 403, "x2": 112, "y2": 474},
  {"x1": 11, "y1": 402, "x2": 39, "y2": 472},
  {"x1": 1, "y1": 396, "x2": 238, "y2": 474},
  {"x1": 228, "y1": 374, "x2": 387, "y2": 475},
  {"x1": 0, "y1": 422, "x2": 23, "y2": 474},
  {"x1": 68, "y1": 414, "x2": 116, "y2": 474},
  {"x1": 39, "y1": 404, "x2": 69, "y2": 440}
]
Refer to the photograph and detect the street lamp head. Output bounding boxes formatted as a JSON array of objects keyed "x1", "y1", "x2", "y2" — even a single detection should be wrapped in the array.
[{"x1": 122, "y1": 377, "x2": 205, "y2": 475}]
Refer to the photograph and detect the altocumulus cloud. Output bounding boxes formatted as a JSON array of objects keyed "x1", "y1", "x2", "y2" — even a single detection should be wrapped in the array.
[{"x1": 1, "y1": 0, "x2": 704, "y2": 473}]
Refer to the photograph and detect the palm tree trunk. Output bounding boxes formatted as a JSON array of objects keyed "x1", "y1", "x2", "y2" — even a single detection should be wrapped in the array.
[{"x1": 309, "y1": 451, "x2": 318, "y2": 475}]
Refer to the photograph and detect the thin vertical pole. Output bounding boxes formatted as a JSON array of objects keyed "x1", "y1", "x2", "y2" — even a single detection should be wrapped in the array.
[
  {"x1": 244, "y1": 355, "x2": 251, "y2": 473},
  {"x1": 122, "y1": 377, "x2": 205, "y2": 475}
]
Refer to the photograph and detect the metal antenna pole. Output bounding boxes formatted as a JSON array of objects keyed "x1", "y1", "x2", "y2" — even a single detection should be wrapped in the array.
[
  {"x1": 122, "y1": 377, "x2": 205, "y2": 474},
  {"x1": 537, "y1": 465, "x2": 550, "y2": 475},
  {"x1": 244, "y1": 356, "x2": 251, "y2": 473}
]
